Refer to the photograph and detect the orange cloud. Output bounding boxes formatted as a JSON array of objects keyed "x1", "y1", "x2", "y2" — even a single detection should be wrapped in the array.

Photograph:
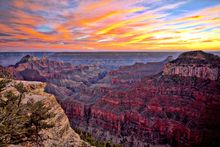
[
  {"x1": 1, "y1": 0, "x2": 220, "y2": 51},
  {"x1": 82, "y1": 0, "x2": 112, "y2": 12},
  {"x1": 79, "y1": 11, "x2": 122, "y2": 25},
  {"x1": 176, "y1": 15, "x2": 204, "y2": 22}
]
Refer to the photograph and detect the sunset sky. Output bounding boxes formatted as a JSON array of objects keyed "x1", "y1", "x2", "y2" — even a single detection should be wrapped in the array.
[{"x1": 0, "y1": 0, "x2": 220, "y2": 52}]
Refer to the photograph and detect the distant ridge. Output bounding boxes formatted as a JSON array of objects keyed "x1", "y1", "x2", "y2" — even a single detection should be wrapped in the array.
[
  {"x1": 178, "y1": 50, "x2": 220, "y2": 60},
  {"x1": 169, "y1": 50, "x2": 220, "y2": 66},
  {"x1": 164, "y1": 50, "x2": 220, "y2": 80}
]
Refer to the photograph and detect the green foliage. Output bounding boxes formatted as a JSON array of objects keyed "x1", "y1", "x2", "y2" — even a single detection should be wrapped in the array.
[
  {"x1": 0, "y1": 79, "x2": 11, "y2": 92},
  {"x1": 0, "y1": 68, "x2": 12, "y2": 79},
  {"x1": 14, "y1": 82, "x2": 28, "y2": 106},
  {"x1": 14, "y1": 82, "x2": 28, "y2": 94},
  {"x1": 74, "y1": 128, "x2": 123, "y2": 147},
  {"x1": 0, "y1": 80, "x2": 55, "y2": 146}
]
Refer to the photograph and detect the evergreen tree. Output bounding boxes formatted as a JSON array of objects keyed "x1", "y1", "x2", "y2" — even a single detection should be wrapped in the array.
[{"x1": 0, "y1": 80, "x2": 55, "y2": 146}]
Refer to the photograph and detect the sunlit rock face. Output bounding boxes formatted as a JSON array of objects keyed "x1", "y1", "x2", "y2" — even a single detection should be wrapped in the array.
[
  {"x1": 1, "y1": 79, "x2": 90, "y2": 147},
  {"x1": 163, "y1": 51, "x2": 220, "y2": 80}
]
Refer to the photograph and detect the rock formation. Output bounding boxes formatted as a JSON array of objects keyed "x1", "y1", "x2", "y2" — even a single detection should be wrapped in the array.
[
  {"x1": 1, "y1": 79, "x2": 90, "y2": 147},
  {"x1": 163, "y1": 50, "x2": 220, "y2": 80}
]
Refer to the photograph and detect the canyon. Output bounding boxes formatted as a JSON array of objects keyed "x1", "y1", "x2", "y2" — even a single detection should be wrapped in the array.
[{"x1": 0, "y1": 50, "x2": 220, "y2": 147}]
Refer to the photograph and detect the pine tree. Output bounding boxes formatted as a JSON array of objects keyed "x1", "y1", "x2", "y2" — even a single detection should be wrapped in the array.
[{"x1": 0, "y1": 80, "x2": 55, "y2": 146}]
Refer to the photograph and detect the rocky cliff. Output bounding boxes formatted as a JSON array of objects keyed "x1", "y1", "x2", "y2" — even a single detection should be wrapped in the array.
[
  {"x1": 2, "y1": 79, "x2": 90, "y2": 147},
  {"x1": 163, "y1": 51, "x2": 220, "y2": 80}
]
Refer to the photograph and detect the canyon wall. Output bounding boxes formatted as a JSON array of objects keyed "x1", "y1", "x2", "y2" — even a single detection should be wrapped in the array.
[
  {"x1": 61, "y1": 75, "x2": 220, "y2": 147},
  {"x1": 163, "y1": 63, "x2": 219, "y2": 80}
]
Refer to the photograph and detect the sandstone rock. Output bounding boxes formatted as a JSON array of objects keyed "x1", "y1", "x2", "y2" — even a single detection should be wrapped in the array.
[
  {"x1": 2, "y1": 79, "x2": 90, "y2": 147},
  {"x1": 163, "y1": 50, "x2": 220, "y2": 80}
]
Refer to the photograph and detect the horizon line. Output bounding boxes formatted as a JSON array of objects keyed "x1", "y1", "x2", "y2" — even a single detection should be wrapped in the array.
[{"x1": 1, "y1": 50, "x2": 220, "y2": 53}]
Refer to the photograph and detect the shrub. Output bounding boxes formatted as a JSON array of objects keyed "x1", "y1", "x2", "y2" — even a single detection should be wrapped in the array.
[{"x1": 0, "y1": 80, "x2": 55, "y2": 146}]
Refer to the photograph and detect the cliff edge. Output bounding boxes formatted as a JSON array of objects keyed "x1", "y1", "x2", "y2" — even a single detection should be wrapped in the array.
[
  {"x1": 163, "y1": 50, "x2": 220, "y2": 80},
  {"x1": 1, "y1": 79, "x2": 90, "y2": 147}
]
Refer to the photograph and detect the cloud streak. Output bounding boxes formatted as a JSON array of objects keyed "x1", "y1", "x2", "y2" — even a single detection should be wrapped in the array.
[{"x1": 0, "y1": 0, "x2": 220, "y2": 51}]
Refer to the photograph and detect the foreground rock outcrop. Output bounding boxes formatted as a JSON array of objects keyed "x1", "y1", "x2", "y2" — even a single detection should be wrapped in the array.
[{"x1": 1, "y1": 79, "x2": 90, "y2": 147}]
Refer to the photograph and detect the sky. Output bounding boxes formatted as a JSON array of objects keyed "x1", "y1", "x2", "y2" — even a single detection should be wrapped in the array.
[{"x1": 0, "y1": 0, "x2": 220, "y2": 52}]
